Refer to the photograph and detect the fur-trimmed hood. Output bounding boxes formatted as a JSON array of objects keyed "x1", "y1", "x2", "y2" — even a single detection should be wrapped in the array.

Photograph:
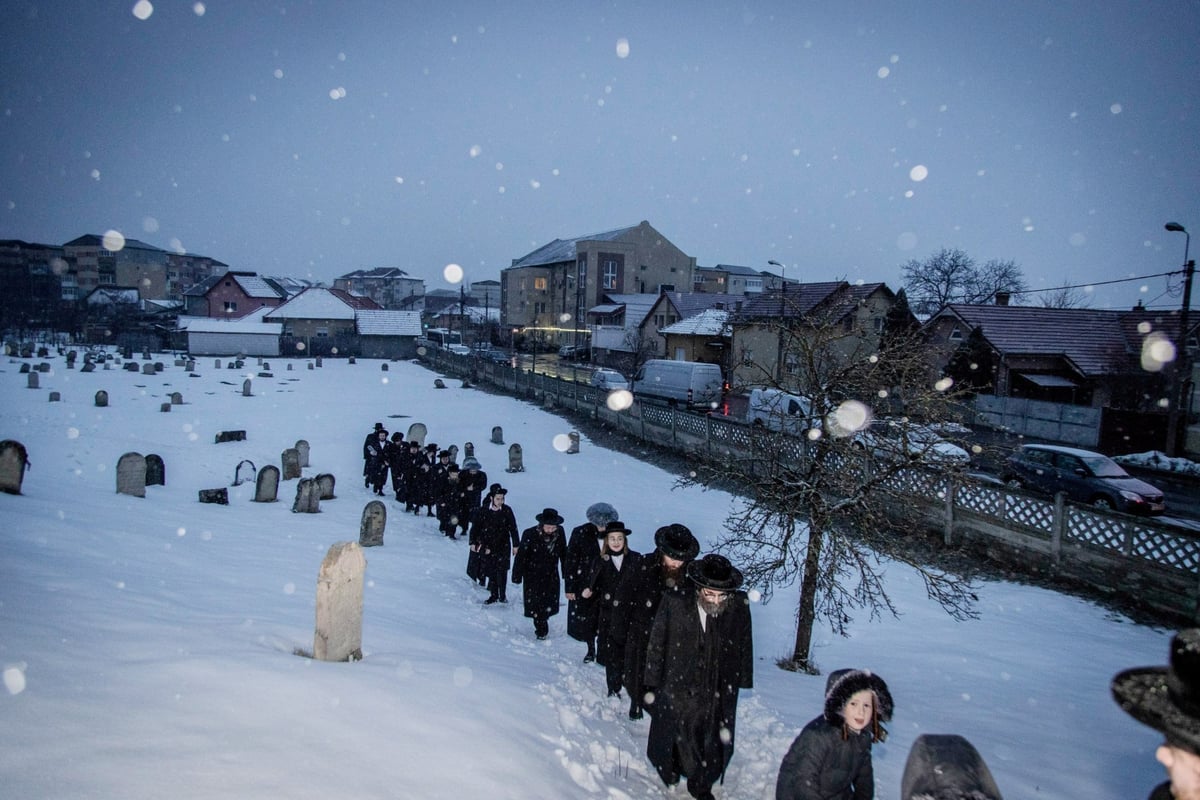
[{"x1": 824, "y1": 669, "x2": 894, "y2": 725}]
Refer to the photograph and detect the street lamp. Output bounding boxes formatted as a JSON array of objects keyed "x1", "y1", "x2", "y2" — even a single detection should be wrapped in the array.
[{"x1": 1164, "y1": 221, "x2": 1195, "y2": 457}]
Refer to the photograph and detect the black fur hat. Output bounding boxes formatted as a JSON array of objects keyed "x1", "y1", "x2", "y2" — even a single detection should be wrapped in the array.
[
  {"x1": 824, "y1": 668, "x2": 894, "y2": 725},
  {"x1": 1112, "y1": 628, "x2": 1200, "y2": 756},
  {"x1": 654, "y1": 524, "x2": 700, "y2": 561}
]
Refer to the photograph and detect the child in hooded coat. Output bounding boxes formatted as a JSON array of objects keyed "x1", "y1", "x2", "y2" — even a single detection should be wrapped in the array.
[{"x1": 775, "y1": 668, "x2": 894, "y2": 800}]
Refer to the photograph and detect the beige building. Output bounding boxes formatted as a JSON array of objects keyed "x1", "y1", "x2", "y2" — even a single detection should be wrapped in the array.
[{"x1": 501, "y1": 221, "x2": 695, "y2": 349}]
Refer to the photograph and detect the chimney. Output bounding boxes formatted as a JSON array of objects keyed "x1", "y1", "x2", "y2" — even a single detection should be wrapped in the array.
[{"x1": 994, "y1": 291, "x2": 1010, "y2": 306}]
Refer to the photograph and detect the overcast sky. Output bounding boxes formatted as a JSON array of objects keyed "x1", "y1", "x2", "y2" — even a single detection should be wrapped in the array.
[{"x1": 2, "y1": 1, "x2": 1198, "y2": 310}]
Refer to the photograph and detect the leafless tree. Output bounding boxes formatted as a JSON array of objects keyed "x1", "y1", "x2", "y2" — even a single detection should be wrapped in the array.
[
  {"x1": 1038, "y1": 284, "x2": 1092, "y2": 309},
  {"x1": 902, "y1": 249, "x2": 1028, "y2": 313},
  {"x1": 679, "y1": 302, "x2": 979, "y2": 673}
]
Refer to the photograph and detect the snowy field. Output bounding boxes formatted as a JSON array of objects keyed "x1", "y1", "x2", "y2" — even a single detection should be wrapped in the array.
[{"x1": 0, "y1": 351, "x2": 1173, "y2": 799}]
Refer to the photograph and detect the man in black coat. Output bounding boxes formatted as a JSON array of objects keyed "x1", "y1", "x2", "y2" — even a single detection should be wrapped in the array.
[
  {"x1": 565, "y1": 501, "x2": 618, "y2": 662},
  {"x1": 643, "y1": 553, "x2": 753, "y2": 800},
  {"x1": 511, "y1": 507, "x2": 569, "y2": 640},
  {"x1": 610, "y1": 523, "x2": 700, "y2": 720},
  {"x1": 468, "y1": 485, "x2": 519, "y2": 603},
  {"x1": 362, "y1": 422, "x2": 385, "y2": 487},
  {"x1": 457, "y1": 457, "x2": 489, "y2": 537}
]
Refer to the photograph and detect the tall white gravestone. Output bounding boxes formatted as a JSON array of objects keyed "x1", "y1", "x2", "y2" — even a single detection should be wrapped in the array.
[{"x1": 313, "y1": 542, "x2": 366, "y2": 662}]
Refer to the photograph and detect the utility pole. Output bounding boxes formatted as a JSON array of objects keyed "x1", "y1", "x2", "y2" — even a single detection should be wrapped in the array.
[
  {"x1": 768, "y1": 260, "x2": 786, "y2": 385},
  {"x1": 1165, "y1": 222, "x2": 1194, "y2": 457}
]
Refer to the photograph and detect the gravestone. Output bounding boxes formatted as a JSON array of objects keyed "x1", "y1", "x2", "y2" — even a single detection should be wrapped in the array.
[
  {"x1": 145, "y1": 454, "x2": 165, "y2": 487},
  {"x1": 434, "y1": 378, "x2": 446, "y2": 389},
  {"x1": 198, "y1": 488, "x2": 229, "y2": 505},
  {"x1": 507, "y1": 443, "x2": 525, "y2": 473},
  {"x1": 406, "y1": 423, "x2": 427, "y2": 446},
  {"x1": 49, "y1": 391, "x2": 61, "y2": 402},
  {"x1": 154, "y1": 362, "x2": 164, "y2": 373},
  {"x1": 233, "y1": 459, "x2": 256, "y2": 486},
  {"x1": 37, "y1": 347, "x2": 48, "y2": 358},
  {"x1": 360, "y1": 501, "x2": 386, "y2": 547},
  {"x1": 214, "y1": 430, "x2": 246, "y2": 443},
  {"x1": 313, "y1": 541, "x2": 366, "y2": 662},
  {"x1": 37, "y1": 362, "x2": 51, "y2": 372},
  {"x1": 142, "y1": 363, "x2": 155, "y2": 375},
  {"x1": 381, "y1": 363, "x2": 388, "y2": 372},
  {"x1": 348, "y1": 356, "x2": 356, "y2": 365},
  {"x1": 26, "y1": 372, "x2": 39, "y2": 389},
  {"x1": 281, "y1": 448, "x2": 301, "y2": 480},
  {"x1": 447, "y1": 444, "x2": 459, "y2": 463},
  {"x1": 567, "y1": 432, "x2": 580, "y2": 455},
  {"x1": 160, "y1": 403, "x2": 171, "y2": 412},
  {"x1": 95, "y1": 390, "x2": 108, "y2": 407},
  {"x1": 292, "y1": 477, "x2": 320, "y2": 513},
  {"x1": 316, "y1": 473, "x2": 336, "y2": 500},
  {"x1": 125, "y1": 362, "x2": 140, "y2": 372},
  {"x1": 491, "y1": 425, "x2": 504, "y2": 445},
  {"x1": 253, "y1": 465, "x2": 279, "y2": 502},
  {"x1": 116, "y1": 452, "x2": 147, "y2": 498},
  {"x1": 81, "y1": 362, "x2": 96, "y2": 373},
  {"x1": 315, "y1": 356, "x2": 323, "y2": 368},
  {"x1": 0, "y1": 440, "x2": 29, "y2": 495},
  {"x1": 464, "y1": 441, "x2": 475, "y2": 459},
  {"x1": 66, "y1": 351, "x2": 77, "y2": 368},
  {"x1": 214, "y1": 359, "x2": 221, "y2": 369},
  {"x1": 175, "y1": 358, "x2": 185, "y2": 367},
  {"x1": 307, "y1": 362, "x2": 314, "y2": 370},
  {"x1": 19, "y1": 363, "x2": 30, "y2": 374},
  {"x1": 295, "y1": 439, "x2": 310, "y2": 468},
  {"x1": 170, "y1": 392, "x2": 183, "y2": 405},
  {"x1": 242, "y1": 379, "x2": 252, "y2": 397},
  {"x1": 287, "y1": 364, "x2": 294, "y2": 371},
  {"x1": 256, "y1": 357, "x2": 263, "y2": 366},
  {"x1": 262, "y1": 361, "x2": 270, "y2": 371},
  {"x1": 142, "y1": 349, "x2": 151, "y2": 360},
  {"x1": 185, "y1": 360, "x2": 195, "y2": 371}
]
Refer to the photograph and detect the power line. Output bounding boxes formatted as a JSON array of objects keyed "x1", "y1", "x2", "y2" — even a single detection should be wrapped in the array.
[{"x1": 1004, "y1": 269, "x2": 1182, "y2": 297}]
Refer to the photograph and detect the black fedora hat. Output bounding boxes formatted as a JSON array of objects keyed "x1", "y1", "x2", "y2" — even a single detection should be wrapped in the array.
[
  {"x1": 687, "y1": 553, "x2": 744, "y2": 592},
  {"x1": 1112, "y1": 628, "x2": 1200, "y2": 755},
  {"x1": 535, "y1": 507, "x2": 564, "y2": 525},
  {"x1": 489, "y1": 484, "x2": 507, "y2": 496},
  {"x1": 654, "y1": 524, "x2": 699, "y2": 561},
  {"x1": 602, "y1": 520, "x2": 632, "y2": 537}
]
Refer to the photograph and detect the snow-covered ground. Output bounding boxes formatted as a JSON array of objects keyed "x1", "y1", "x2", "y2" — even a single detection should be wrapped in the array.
[{"x1": 0, "y1": 351, "x2": 1173, "y2": 799}]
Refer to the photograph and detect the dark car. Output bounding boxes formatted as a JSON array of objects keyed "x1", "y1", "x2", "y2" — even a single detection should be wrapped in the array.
[
  {"x1": 481, "y1": 348, "x2": 513, "y2": 366},
  {"x1": 1001, "y1": 443, "x2": 1166, "y2": 515}
]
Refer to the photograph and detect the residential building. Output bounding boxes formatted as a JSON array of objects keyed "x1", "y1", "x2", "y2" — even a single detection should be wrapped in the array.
[
  {"x1": 166, "y1": 252, "x2": 227, "y2": 300},
  {"x1": 356, "y1": 309, "x2": 424, "y2": 359},
  {"x1": 198, "y1": 271, "x2": 288, "y2": 319},
  {"x1": 264, "y1": 287, "x2": 381, "y2": 358},
  {"x1": 693, "y1": 264, "x2": 767, "y2": 295},
  {"x1": 333, "y1": 267, "x2": 424, "y2": 310},
  {"x1": 63, "y1": 234, "x2": 170, "y2": 300},
  {"x1": 660, "y1": 308, "x2": 732, "y2": 367},
  {"x1": 0, "y1": 239, "x2": 69, "y2": 329},
  {"x1": 501, "y1": 220, "x2": 696, "y2": 349}
]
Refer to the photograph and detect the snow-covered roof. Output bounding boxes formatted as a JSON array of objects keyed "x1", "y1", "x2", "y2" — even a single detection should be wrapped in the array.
[
  {"x1": 356, "y1": 310, "x2": 423, "y2": 337},
  {"x1": 229, "y1": 273, "x2": 285, "y2": 300},
  {"x1": 264, "y1": 288, "x2": 358, "y2": 321},
  {"x1": 660, "y1": 308, "x2": 730, "y2": 337}
]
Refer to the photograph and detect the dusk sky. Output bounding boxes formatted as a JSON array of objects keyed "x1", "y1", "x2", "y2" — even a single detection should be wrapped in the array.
[{"x1": 3, "y1": 1, "x2": 1198, "y2": 310}]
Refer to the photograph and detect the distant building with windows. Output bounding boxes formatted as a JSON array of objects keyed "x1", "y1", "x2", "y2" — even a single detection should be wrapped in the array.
[
  {"x1": 693, "y1": 264, "x2": 766, "y2": 295},
  {"x1": 333, "y1": 267, "x2": 425, "y2": 311}
]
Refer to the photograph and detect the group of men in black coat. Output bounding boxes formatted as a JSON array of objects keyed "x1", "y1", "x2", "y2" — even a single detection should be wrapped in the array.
[{"x1": 562, "y1": 507, "x2": 755, "y2": 800}]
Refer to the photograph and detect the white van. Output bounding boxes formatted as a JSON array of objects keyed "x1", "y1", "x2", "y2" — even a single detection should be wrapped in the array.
[
  {"x1": 631, "y1": 359, "x2": 725, "y2": 407},
  {"x1": 746, "y1": 388, "x2": 815, "y2": 435}
]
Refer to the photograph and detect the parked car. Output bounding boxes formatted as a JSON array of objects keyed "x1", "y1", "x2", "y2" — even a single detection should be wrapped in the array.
[
  {"x1": 853, "y1": 419, "x2": 971, "y2": 466},
  {"x1": 631, "y1": 359, "x2": 725, "y2": 408},
  {"x1": 589, "y1": 368, "x2": 629, "y2": 391},
  {"x1": 1001, "y1": 443, "x2": 1166, "y2": 515},
  {"x1": 482, "y1": 349, "x2": 513, "y2": 365},
  {"x1": 557, "y1": 344, "x2": 589, "y2": 361},
  {"x1": 746, "y1": 387, "x2": 815, "y2": 435},
  {"x1": 446, "y1": 344, "x2": 471, "y2": 356}
]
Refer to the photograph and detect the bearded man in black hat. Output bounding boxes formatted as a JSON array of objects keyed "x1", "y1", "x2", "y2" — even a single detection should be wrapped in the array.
[
  {"x1": 643, "y1": 552, "x2": 754, "y2": 800},
  {"x1": 611, "y1": 523, "x2": 700, "y2": 720},
  {"x1": 511, "y1": 507, "x2": 568, "y2": 640},
  {"x1": 1113, "y1": 628, "x2": 1200, "y2": 800}
]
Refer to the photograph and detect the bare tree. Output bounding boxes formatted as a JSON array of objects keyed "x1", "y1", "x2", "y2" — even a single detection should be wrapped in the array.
[
  {"x1": 680, "y1": 301, "x2": 979, "y2": 673},
  {"x1": 1038, "y1": 284, "x2": 1092, "y2": 309},
  {"x1": 902, "y1": 249, "x2": 1028, "y2": 313}
]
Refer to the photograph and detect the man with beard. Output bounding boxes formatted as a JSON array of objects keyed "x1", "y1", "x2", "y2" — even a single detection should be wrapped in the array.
[
  {"x1": 610, "y1": 523, "x2": 700, "y2": 720},
  {"x1": 565, "y1": 501, "x2": 618, "y2": 663},
  {"x1": 511, "y1": 507, "x2": 569, "y2": 640},
  {"x1": 643, "y1": 553, "x2": 753, "y2": 800}
]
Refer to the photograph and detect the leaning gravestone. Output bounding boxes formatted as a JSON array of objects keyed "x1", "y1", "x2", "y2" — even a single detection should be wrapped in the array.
[
  {"x1": 26, "y1": 372, "x2": 39, "y2": 389},
  {"x1": 19, "y1": 363, "x2": 30, "y2": 374},
  {"x1": 359, "y1": 501, "x2": 386, "y2": 547},
  {"x1": 198, "y1": 488, "x2": 229, "y2": 505},
  {"x1": 145, "y1": 454, "x2": 165, "y2": 486},
  {"x1": 0, "y1": 440, "x2": 29, "y2": 495},
  {"x1": 567, "y1": 432, "x2": 580, "y2": 455},
  {"x1": 313, "y1": 541, "x2": 365, "y2": 662},
  {"x1": 281, "y1": 448, "x2": 302, "y2": 480},
  {"x1": 292, "y1": 477, "x2": 320, "y2": 513},
  {"x1": 116, "y1": 452, "x2": 147, "y2": 498},
  {"x1": 316, "y1": 473, "x2": 336, "y2": 500},
  {"x1": 491, "y1": 425, "x2": 504, "y2": 445},
  {"x1": 214, "y1": 430, "x2": 246, "y2": 443},
  {"x1": 507, "y1": 443, "x2": 525, "y2": 472},
  {"x1": 406, "y1": 422, "x2": 427, "y2": 446},
  {"x1": 253, "y1": 465, "x2": 279, "y2": 502},
  {"x1": 233, "y1": 459, "x2": 256, "y2": 486},
  {"x1": 95, "y1": 390, "x2": 108, "y2": 407},
  {"x1": 295, "y1": 439, "x2": 310, "y2": 468},
  {"x1": 81, "y1": 362, "x2": 96, "y2": 373}
]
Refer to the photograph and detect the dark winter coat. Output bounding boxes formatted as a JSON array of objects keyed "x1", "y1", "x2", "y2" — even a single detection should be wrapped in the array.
[
  {"x1": 644, "y1": 587, "x2": 753, "y2": 790},
  {"x1": 385, "y1": 441, "x2": 407, "y2": 492},
  {"x1": 565, "y1": 522, "x2": 606, "y2": 641},
  {"x1": 469, "y1": 503, "x2": 519, "y2": 573},
  {"x1": 511, "y1": 525, "x2": 567, "y2": 620},
  {"x1": 459, "y1": 468, "x2": 489, "y2": 517},
  {"x1": 610, "y1": 550, "x2": 691, "y2": 706},
  {"x1": 364, "y1": 435, "x2": 390, "y2": 486},
  {"x1": 776, "y1": 716, "x2": 875, "y2": 800},
  {"x1": 590, "y1": 548, "x2": 642, "y2": 668}
]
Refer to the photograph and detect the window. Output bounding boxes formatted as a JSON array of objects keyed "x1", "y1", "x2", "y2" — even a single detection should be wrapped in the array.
[
  {"x1": 602, "y1": 259, "x2": 618, "y2": 290},
  {"x1": 949, "y1": 326, "x2": 963, "y2": 342},
  {"x1": 316, "y1": 327, "x2": 329, "y2": 337},
  {"x1": 534, "y1": 301, "x2": 546, "y2": 315},
  {"x1": 223, "y1": 301, "x2": 238, "y2": 313},
  {"x1": 741, "y1": 347, "x2": 754, "y2": 366},
  {"x1": 534, "y1": 277, "x2": 548, "y2": 291}
]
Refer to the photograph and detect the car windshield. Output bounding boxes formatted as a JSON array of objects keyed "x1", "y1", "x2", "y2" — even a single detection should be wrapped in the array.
[{"x1": 1079, "y1": 455, "x2": 1129, "y2": 478}]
